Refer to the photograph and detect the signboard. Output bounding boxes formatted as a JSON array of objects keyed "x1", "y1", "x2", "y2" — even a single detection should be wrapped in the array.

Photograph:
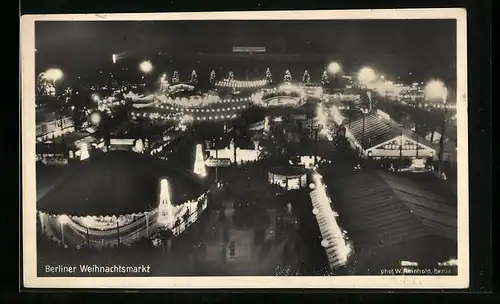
[
  {"x1": 205, "y1": 158, "x2": 232, "y2": 167},
  {"x1": 232, "y1": 47, "x2": 266, "y2": 53},
  {"x1": 110, "y1": 138, "x2": 135, "y2": 146}
]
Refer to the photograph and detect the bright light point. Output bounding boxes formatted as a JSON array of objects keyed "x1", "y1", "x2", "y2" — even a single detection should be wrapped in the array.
[
  {"x1": 327, "y1": 62, "x2": 342, "y2": 74},
  {"x1": 112, "y1": 54, "x2": 117, "y2": 64},
  {"x1": 58, "y1": 214, "x2": 70, "y2": 225},
  {"x1": 321, "y1": 239, "x2": 329, "y2": 247},
  {"x1": 358, "y1": 67, "x2": 376, "y2": 84},
  {"x1": 425, "y1": 79, "x2": 448, "y2": 102},
  {"x1": 90, "y1": 112, "x2": 102, "y2": 126},
  {"x1": 139, "y1": 60, "x2": 153, "y2": 73},
  {"x1": 45, "y1": 68, "x2": 63, "y2": 82}
]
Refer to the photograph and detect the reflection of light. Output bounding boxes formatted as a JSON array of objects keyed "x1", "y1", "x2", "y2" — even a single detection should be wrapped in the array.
[{"x1": 112, "y1": 54, "x2": 117, "y2": 64}]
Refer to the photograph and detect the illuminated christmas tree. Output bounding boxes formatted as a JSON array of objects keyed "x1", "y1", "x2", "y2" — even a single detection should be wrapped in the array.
[
  {"x1": 302, "y1": 70, "x2": 311, "y2": 83},
  {"x1": 193, "y1": 144, "x2": 207, "y2": 177},
  {"x1": 321, "y1": 70, "x2": 329, "y2": 85},
  {"x1": 190, "y1": 70, "x2": 198, "y2": 85},
  {"x1": 172, "y1": 71, "x2": 179, "y2": 84},
  {"x1": 158, "y1": 178, "x2": 175, "y2": 228},
  {"x1": 265, "y1": 68, "x2": 272, "y2": 84},
  {"x1": 80, "y1": 143, "x2": 89, "y2": 160},
  {"x1": 284, "y1": 69, "x2": 292, "y2": 83},
  {"x1": 209, "y1": 70, "x2": 216, "y2": 85}
]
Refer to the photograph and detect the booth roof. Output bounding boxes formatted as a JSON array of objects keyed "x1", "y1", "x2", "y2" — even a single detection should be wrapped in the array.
[
  {"x1": 329, "y1": 170, "x2": 457, "y2": 259},
  {"x1": 37, "y1": 151, "x2": 207, "y2": 216}
]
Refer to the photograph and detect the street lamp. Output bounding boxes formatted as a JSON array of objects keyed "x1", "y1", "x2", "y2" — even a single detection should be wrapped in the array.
[
  {"x1": 425, "y1": 80, "x2": 448, "y2": 175},
  {"x1": 139, "y1": 60, "x2": 153, "y2": 74},
  {"x1": 57, "y1": 214, "x2": 70, "y2": 246},
  {"x1": 357, "y1": 67, "x2": 376, "y2": 85},
  {"x1": 327, "y1": 62, "x2": 342, "y2": 75},
  {"x1": 44, "y1": 68, "x2": 64, "y2": 84}
]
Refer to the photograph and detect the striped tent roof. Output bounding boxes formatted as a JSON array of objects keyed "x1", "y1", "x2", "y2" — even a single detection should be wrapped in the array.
[
  {"x1": 349, "y1": 112, "x2": 434, "y2": 150},
  {"x1": 330, "y1": 171, "x2": 457, "y2": 254}
]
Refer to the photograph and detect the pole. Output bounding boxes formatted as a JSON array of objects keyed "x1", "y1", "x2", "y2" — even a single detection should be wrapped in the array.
[
  {"x1": 117, "y1": 221, "x2": 120, "y2": 247},
  {"x1": 361, "y1": 112, "x2": 366, "y2": 153},
  {"x1": 399, "y1": 132, "x2": 403, "y2": 167},
  {"x1": 86, "y1": 227, "x2": 90, "y2": 248},
  {"x1": 416, "y1": 98, "x2": 421, "y2": 159},
  {"x1": 438, "y1": 102, "x2": 448, "y2": 174},
  {"x1": 146, "y1": 212, "x2": 149, "y2": 237},
  {"x1": 60, "y1": 222, "x2": 64, "y2": 244},
  {"x1": 233, "y1": 129, "x2": 237, "y2": 164}
]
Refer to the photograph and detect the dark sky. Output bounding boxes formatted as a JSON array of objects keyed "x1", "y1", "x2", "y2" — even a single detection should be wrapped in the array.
[{"x1": 35, "y1": 19, "x2": 456, "y2": 83}]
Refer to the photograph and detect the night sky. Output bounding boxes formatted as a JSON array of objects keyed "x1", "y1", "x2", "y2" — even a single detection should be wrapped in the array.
[{"x1": 35, "y1": 19, "x2": 456, "y2": 83}]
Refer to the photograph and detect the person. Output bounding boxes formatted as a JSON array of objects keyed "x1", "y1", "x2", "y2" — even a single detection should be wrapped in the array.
[{"x1": 229, "y1": 241, "x2": 236, "y2": 259}]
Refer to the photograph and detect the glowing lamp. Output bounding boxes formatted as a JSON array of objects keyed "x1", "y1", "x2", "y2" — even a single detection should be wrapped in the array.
[
  {"x1": 309, "y1": 183, "x2": 316, "y2": 190},
  {"x1": 327, "y1": 62, "x2": 342, "y2": 75},
  {"x1": 425, "y1": 80, "x2": 448, "y2": 102},
  {"x1": 45, "y1": 68, "x2": 63, "y2": 82},
  {"x1": 358, "y1": 67, "x2": 376, "y2": 84},
  {"x1": 139, "y1": 60, "x2": 153, "y2": 73}
]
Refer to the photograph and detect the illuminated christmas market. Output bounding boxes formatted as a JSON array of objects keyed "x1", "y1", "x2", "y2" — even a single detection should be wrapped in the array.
[{"x1": 35, "y1": 19, "x2": 459, "y2": 276}]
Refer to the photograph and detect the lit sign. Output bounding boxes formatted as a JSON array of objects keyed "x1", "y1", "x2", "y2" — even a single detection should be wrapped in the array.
[
  {"x1": 110, "y1": 138, "x2": 135, "y2": 146},
  {"x1": 205, "y1": 158, "x2": 232, "y2": 167}
]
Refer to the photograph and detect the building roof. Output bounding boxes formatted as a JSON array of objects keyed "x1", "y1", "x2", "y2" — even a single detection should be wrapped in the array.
[
  {"x1": 329, "y1": 171, "x2": 457, "y2": 254},
  {"x1": 348, "y1": 112, "x2": 435, "y2": 150},
  {"x1": 37, "y1": 151, "x2": 207, "y2": 216}
]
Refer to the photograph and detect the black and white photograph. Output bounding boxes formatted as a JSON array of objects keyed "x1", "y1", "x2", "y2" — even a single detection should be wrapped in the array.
[{"x1": 21, "y1": 9, "x2": 468, "y2": 289}]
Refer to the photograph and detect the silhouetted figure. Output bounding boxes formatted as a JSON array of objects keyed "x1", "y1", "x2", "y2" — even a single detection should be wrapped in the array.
[{"x1": 229, "y1": 241, "x2": 236, "y2": 259}]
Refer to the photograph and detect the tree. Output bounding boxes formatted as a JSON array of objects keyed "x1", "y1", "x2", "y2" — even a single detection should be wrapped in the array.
[
  {"x1": 209, "y1": 70, "x2": 216, "y2": 85},
  {"x1": 321, "y1": 70, "x2": 329, "y2": 85},
  {"x1": 172, "y1": 71, "x2": 180, "y2": 84},
  {"x1": 302, "y1": 70, "x2": 311, "y2": 83},
  {"x1": 284, "y1": 69, "x2": 292, "y2": 83},
  {"x1": 265, "y1": 68, "x2": 273, "y2": 84},
  {"x1": 190, "y1": 69, "x2": 198, "y2": 85}
]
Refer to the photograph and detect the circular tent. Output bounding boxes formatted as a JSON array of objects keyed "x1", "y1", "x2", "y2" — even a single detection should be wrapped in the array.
[{"x1": 37, "y1": 151, "x2": 207, "y2": 217}]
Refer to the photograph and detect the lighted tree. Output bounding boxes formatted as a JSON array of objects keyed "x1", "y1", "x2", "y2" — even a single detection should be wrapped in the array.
[
  {"x1": 193, "y1": 144, "x2": 207, "y2": 177},
  {"x1": 284, "y1": 69, "x2": 292, "y2": 83},
  {"x1": 265, "y1": 68, "x2": 273, "y2": 84},
  {"x1": 321, "y1": 70, "x2": 329, "y2": 85},
  {"x1": 228, "y1": 71, "x2": 235, "y2": 81},
  {"x1": 190, "y1": 69, "x2": 198, "y2": 85},
  {"x1": 302, "y1": 70, "x2": 311, "y2": 83},
  {"x1": 209, "y1": 70, "x2": 216, "y2": 85},
  {"x1": 172, "y1": 71, "x2": 180, "y2": 84}
]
